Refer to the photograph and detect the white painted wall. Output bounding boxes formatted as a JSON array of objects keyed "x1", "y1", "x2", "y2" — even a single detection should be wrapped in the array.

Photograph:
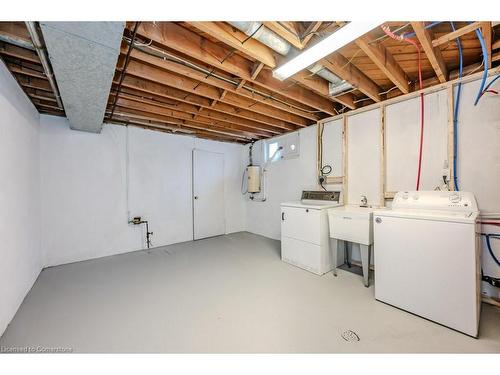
[
  {"x1": 40, "y1": 116, "x2": 246, "y2": 267},
  {"x1": 0, "y1": 62, "x2": 42, "y2": 336},
  {"x1": 245, "y1": 124, "x2": 343, "y2": 240}
]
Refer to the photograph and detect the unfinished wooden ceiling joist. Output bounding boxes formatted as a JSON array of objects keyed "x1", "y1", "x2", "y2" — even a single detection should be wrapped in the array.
[
  {"x1": 0, "y1": 22, "x2": 65, "y2": 117},
  {"x1": 1, "y1": 21, "x2": 499, "y2": 143}
]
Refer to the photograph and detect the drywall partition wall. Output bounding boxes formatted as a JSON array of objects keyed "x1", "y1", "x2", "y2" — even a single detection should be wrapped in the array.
[
  {"x1": 456, "y1": 79, "x2": 500, "y2": 299},
  {"x1": 385, "y1": 90, "x2": 449, "y2": 192},
  {"x1": 321, "y1": 119, "x2": 344, "y2": 179},
  {"x1": 0, "y1": 61, "x2": 42, "y2": 337},
  {"x1": 346, "y1": 109, "x2": 382, "y2": 207},
  {"x1": 245, "y1": 125, "x2": 342, "y2": 240},
  {"x1": 457, "y1": 79, "x2": 500, "y2": 213},
  {"x1": 40, "y1": 115, "x2": 246, "y2": 267}
]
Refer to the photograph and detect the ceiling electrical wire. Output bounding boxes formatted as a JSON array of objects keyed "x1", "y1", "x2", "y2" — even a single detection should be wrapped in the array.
[
  {"x1": 109, "y1": 22, "x2": 140, "y2": 120},
  {"x1": 353, "y1": 97, "x2": 372, "y2": 104},
  {"x1": 382, "y1": 24, "x2": 425, "y2": 191},
  {"x1": 401, "y1": 21, "x2": 443, "y2": 39},
  {"x1": 464, "y1": 60, "x2": 484, "y2": 77},
  {"x1": 378, "y1": 86, "x2": 399, "y2": 96}
]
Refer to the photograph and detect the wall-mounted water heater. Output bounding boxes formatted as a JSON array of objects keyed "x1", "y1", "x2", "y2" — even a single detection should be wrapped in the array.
[{"x1": 246, "y1": 165, "x2": 261, "y2": 193}]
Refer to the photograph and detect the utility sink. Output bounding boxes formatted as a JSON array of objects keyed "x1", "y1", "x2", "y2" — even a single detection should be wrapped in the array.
[
  {"x1": 328, "y1": 205, "x2": 377, "y2": 246},
  {"x1": 328, "y1": 205, "x2": 382, "y2": 287}
]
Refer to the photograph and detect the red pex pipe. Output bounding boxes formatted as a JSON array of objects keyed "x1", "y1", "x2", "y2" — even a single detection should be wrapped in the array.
[{"x1": 382, "y1": 25, "x2": 425, "y2": 190}]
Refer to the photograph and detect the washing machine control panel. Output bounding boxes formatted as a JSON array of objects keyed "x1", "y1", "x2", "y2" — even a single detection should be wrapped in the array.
[{"x1": 392, "y1": 191, "x2": 478, "y2": 212}]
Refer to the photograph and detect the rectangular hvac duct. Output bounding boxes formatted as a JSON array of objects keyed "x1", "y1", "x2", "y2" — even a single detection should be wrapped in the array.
[{"x1": 40, "y1": 22, "x2": 124, "y2": 133}]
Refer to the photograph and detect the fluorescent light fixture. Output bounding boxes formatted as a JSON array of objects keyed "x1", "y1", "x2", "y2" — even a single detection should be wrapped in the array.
[{"x1": 273, "y1": 21, "x2": 384, "y2": 81}]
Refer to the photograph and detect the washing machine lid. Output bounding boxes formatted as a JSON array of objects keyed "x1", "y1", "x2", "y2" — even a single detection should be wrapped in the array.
[{"x1": 373, "y1": 208, "x2": 479, "y2": 224}]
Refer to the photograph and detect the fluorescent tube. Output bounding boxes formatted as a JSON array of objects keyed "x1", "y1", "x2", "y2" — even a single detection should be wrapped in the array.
[{"x1": 273, "y1": 21, "x2": 383, "y2": 81}]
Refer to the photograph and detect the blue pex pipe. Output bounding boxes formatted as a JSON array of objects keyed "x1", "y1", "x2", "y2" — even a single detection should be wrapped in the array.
[
  {"x1": 482, "y1": 233, "x2": 500, "y2": 267},
  {"x1": 403, "y1": 21, "x2": 442, "y2": 39},
  {"x1": 473, "y1": 27, "x2": 489, "y2": 105}
]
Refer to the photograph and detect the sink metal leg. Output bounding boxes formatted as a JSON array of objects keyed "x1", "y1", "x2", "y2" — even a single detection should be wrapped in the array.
[
  {"x1": 333, "y1": 239, "x2": 344, "y2": 277},
  {"x1": 360, "y1": 244, "x2": 371, "y2": 287},
  {"x1": 346, "y1": 242, "x2": 352, "y2": 267}
]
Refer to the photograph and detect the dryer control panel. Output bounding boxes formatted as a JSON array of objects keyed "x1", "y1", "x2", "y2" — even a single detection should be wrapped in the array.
[
  {"x1": 392, "y1": 191, "x2": 478, "y2": 212},
  {"x1": 301, "y1": 190, "x2": 340, "y2": 202}
]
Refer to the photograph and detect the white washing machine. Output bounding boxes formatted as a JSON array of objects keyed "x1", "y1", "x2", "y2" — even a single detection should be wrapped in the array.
[
  {"x1": 373, "y1": 191, "x2": 481, "y2": 337},
  {"x1": 281, "y1": 190, "x2": 343, "y2": 275}
]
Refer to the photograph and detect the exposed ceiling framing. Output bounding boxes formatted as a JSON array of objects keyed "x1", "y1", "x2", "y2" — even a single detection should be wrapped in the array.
[
  {"x1": 1, "y1": 21, "x2": 499, "y2": 144},
  {"x1": 0, "y1": 22, "x2": 65, "y2": 117}
]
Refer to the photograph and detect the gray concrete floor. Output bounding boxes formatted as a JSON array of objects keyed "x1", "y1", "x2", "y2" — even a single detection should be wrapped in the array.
[{"x1": 1, "y1": 232, "x2": 500, "y2": 353}]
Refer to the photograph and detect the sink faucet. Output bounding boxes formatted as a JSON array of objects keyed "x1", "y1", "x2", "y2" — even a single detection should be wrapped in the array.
[{"x1": 360, "y1": 195, "x2": 368, "y2": 207}]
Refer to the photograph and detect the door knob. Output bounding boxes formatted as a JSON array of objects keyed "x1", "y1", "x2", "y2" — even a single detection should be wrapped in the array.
[{"x1": 194, "y1": 196, "x2": 199, "y2": 200}]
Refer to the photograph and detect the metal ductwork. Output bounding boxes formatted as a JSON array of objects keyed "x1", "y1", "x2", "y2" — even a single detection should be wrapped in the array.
[
  {"x1": 229, "y1": 22, "x2": 353, "y2": 96},
  {"x1": 0, "y1": 34, "x2": 35, "y2": 51},
  {"x1": 228, "y1": 22, "x2": 291, "y2": 56},
  {"x1": 328, "y1": 81, "x2": 354, "y2": 96},
  {"x1": 309, "y1": 63, "x2": 353, "y2": 97},
  {"x1": 39, "y1": 22, "x2": 125, "y2": 133}
]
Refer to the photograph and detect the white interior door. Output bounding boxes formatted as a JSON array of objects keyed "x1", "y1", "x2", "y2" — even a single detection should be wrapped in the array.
[{"x1": 193, "y1": 149, "x2": 225, "y2": 240}]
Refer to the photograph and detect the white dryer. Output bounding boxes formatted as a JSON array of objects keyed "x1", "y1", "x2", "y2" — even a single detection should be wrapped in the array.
[
  {"x1": 281, "y1": 190, "x2": 343, "y2": 275},
  {"x1": 373, "y1": 191, "x2": 481, "y2": 337}
]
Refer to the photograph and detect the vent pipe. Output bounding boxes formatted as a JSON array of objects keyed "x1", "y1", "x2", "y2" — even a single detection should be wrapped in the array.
[
  {"x1": 0, "y1": 34, "x2": 35, "y2": 51},
  {"x1": 25, "y1": 22, "x2": 64, "y2": 110},
  {"x1": 228, "y1": 22, "x2": 353, "y2": 95},
  {"x1": 228, "y1": 22, "x2": 291, "y2": 56}
]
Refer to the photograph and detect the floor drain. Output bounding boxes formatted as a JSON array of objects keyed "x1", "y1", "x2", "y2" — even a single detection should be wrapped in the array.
[{"x1": 341, "y1": 330, "x2": 360, "y2": 342}]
